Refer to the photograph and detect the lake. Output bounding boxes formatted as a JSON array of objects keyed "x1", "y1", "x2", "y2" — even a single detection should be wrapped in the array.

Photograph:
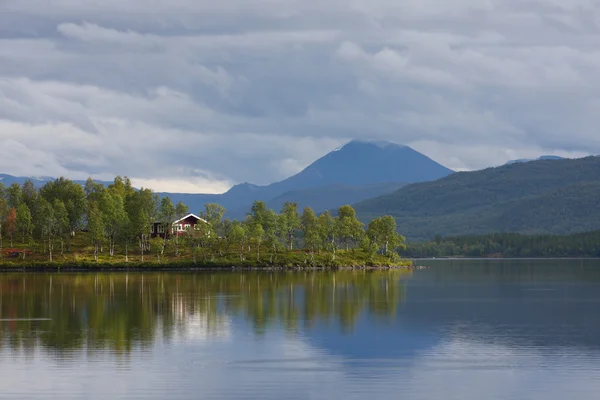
[{"x1": 1, "y1": 259, "x2": 599, "y2": 399}]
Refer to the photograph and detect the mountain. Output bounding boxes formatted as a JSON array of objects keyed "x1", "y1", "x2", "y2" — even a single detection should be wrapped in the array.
[
  {"x1": 505, "y1": 155, "x2": 564, "y2": 165},
  {"x1": 1, "y1": 140, "x2": 453, "y2": 218},
  {"x1": 164, "y1": 140, "x2": 453, "y2": 216},
  {"x1": 354, "y1": 156, "x2": 600, "y2": 240}
]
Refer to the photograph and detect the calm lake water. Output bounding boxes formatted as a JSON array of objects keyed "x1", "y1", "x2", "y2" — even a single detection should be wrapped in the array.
[{"x1": 1, "y1": 259, "x2": 600, "y2": 399}]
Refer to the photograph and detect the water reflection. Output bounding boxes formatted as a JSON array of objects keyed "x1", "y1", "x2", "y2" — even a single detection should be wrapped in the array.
[{"x1": 0, "y1": 270, "x2": 410, "y2": 355}]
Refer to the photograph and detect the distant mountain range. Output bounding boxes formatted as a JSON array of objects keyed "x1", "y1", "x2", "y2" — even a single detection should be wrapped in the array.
[
  {"x1": 354, "y1": 156, "x2": 600, "y2": 240},
  {"x1": 0, "y1": 174, "x2": 112, "y2": 189},
  {"x1": 8, "y1": 143, "x2": 596, "y2": 241},
  {"x1": 1, "y1": 140, "x2": 454, "y2": 218},
  {"x1": 163, "y1": 140, "x2": 453, "y2": 218}
]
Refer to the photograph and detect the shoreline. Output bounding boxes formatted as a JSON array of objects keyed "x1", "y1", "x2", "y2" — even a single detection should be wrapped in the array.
[{"x1": 0, "y1": 260, "x2": 414, "y2": 273}]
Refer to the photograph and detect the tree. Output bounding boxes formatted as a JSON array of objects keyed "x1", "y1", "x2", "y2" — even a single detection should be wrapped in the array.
[
  {"x1": 7, "y1": 183, "x2": 22, "y2": 209},
  {"x1": 318, "y1": 211, "x2": 337, "y2": 256},
  {"x1": 16, "y1": 204, "x2": 32, "y2": 246},
  {"x1": 126, "y1": 188, "x2": 157, "y2": 255},
  {"x1": 158, "y1": 197, "x2": 176, "y2": 254},
  {"x1": 84, "y1": 177, "x2": 104, "y2": 202},
  {"x1": 52, "y1": 200, "x2": 69, "y2": 255},
  {"x1": 366, "y1": 216, "x2": 406, "y2": 258},
  {"x1": 175, "y1": 201, "x2": 189, "y2": 219},
  {"x1": 301, "y1": 207, "x2": 321, "y2": 260},
  {"x1": 170, "y1": 202, "x2": 191, "y2": 257},
  {"x1": 99, "y1": 190, "x2": 127, "y2": 257},
  {"x1": 117, "y1": 216, "x2": 135, "y2": 262},
  {"x1": 87, "y1": 203, "x2": 104, "y2": 263},
  {"x1": 39, "y1": 199, "x2": 64, "y2": 262},
  {"x1": 279, "y1": 202, "x2": 300, "y2": 250},
  {"x1": 150, "y1": 236, "x2": 164, "y2": 263},
  {"x1": 40, "y1": 178, "x2": 87, "y2": 250},
  {"x1": 185, "y1": 221, "x2": 214, "y2": 263},
  {"x1": 264, "y1": 210, "x2": 282, "y2": 263},
  {"x1": 247, "y1": 220, "x2": 264, "y2": 261},
  {"x1": 227, "y1": 221, "x2": 248, "y2": 261},
  {"x1": 201, "y1": 203, "x2": 225, "y2": 228},
  {"x1": 5, "y1": 208, "x2": 17, "y2": 247},
  {"x1": 21, "y1": 180, "x2": 38, "y2": 210},
  {"x1": 336, "y1": 205, "x2": 364, "y2": 250}
]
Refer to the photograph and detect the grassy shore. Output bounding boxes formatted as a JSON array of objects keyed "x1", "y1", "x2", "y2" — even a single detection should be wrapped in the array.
[{"x1": 0, "y1": 233, "x2": 412, "y2": 272}]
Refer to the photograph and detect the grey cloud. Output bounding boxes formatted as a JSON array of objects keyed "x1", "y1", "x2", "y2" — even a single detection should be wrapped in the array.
[{"x1": 1, "y1": 0, "x2": 599, "y2": 192}]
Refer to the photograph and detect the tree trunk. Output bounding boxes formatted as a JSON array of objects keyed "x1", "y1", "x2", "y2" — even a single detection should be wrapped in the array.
[
  {"x1": 48, "y1": 237, "x2": 53, "y2": 262},
  {"x1": 125, "y1": 242, "x2": 129, "y2": 262}
]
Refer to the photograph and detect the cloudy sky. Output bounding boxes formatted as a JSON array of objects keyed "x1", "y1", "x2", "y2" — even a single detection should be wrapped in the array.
[{"x1": 1, "y1": 0, "x2": 599, "y2": 193}]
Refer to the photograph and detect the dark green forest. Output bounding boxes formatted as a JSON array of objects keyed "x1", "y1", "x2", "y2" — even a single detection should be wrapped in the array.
[
  {"x1": 405, "y1": 230, "x2": 600, "y2": 258},
  {"x1": 354, "y1": 156, "x2": 600, "y2": 240}
]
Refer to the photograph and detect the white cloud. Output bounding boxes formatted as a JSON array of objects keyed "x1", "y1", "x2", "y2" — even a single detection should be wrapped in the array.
[{"x1": 1, "y1": 0, "x2": 600, "y2": 192}]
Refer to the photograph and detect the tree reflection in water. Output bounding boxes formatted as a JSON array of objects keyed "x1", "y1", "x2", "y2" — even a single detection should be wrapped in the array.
[{"x1": 0, "y1": 270, "x2": 410, "y2": 354}]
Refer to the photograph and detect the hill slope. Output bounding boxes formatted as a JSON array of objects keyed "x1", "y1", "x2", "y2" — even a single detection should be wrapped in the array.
[
  {"x1": 354, "y1": 156, "x2": 600, "y2": 240},
  {"x1": 264, "y1": 182, "x2": 407, "y2": 216}
]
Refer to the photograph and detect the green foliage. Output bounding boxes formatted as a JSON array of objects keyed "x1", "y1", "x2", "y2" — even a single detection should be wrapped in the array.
[
  {"x1": 355, "y1": 156, "x2": 600, "y2": 240},
  {"x1": 7, "y1": 183, "x2": 22, "y2": 209},
  {"x1": 301, "y1": 207, "x2": 321, "y2": 257},
  {"x1": 279, "y1": 202, "x2": 301, "y2": 250},
  {"x1": 405, "y1": 230, "x2": 600, "y2": 258},
  {"x1": 0, "y1": 175, "x2": 408, "y2": 268},
  {"x1": 200, "y1": 203, "x2": 225, "y2": 228},
  {"x1": 367, "y1": 216, "x2": 406, "y2": 257}
]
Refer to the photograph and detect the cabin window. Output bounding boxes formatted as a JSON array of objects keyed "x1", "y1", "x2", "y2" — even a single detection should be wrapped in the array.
[
  {"x1": 157, "y1": 225, "x2": 164, "y2": 233},
  {"x1": 185, "y1": 224, "x2": 191, "y2": 230}
]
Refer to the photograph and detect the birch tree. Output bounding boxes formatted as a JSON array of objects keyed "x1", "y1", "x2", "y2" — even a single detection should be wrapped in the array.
[
  {"x1": 301, "y1": 207, "x2": 321, "y2": 260},
  {"x1": 16, "y1": 204, "x2": 32, "y2": 246},
  {"x1": 158, "y1": 197, "x2": 176, "y2": 254},
  {"x1": 99, "y1": 191, "x2": 127, "y2": 257},
  {"x1": 88, "y1": 203, "x2": 104, "y2": 263},
  {"x1": 279, "y1": 202, "x2": 300, "y2": 250}
]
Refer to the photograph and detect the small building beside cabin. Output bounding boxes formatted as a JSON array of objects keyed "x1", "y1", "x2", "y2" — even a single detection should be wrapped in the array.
[{"x1": 151, "y1": 214, "x2": 209, "y2": 237}]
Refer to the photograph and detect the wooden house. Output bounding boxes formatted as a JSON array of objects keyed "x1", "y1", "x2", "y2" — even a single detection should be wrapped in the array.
[{"x1": 151, "y1": 214, "x2": 209, "y2": 237}]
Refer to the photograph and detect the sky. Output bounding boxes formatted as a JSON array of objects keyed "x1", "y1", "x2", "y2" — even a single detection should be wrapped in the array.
[{"x1": 1, "y1": 0, "x2": 599, "y2": 193}]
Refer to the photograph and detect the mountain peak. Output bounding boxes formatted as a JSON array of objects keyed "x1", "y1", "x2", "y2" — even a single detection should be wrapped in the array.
[
  {"x1": 268, "y1": 138, "x2": 453, "y2": 193},
  {"x1": 344, "y1": 139, "x2": 407, "y2": 150}
]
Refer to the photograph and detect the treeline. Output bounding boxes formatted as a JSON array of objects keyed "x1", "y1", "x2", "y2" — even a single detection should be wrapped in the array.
[
  {"x1": 0, "y1": 177, "x2": 406, "y2": 265},
  {"x1": 405, "y1": 231, "x2": 600, "y2": 258}
]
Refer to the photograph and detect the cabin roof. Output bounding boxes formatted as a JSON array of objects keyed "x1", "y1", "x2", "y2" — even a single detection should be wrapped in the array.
[{"x1": 173, "y1": 213, "x2": 209, "y2": 225}]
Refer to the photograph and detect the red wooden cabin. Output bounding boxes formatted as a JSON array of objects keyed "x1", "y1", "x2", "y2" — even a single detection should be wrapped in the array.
[{"x1": 151, "y1": 214, "x2": 209, "y2": 238}]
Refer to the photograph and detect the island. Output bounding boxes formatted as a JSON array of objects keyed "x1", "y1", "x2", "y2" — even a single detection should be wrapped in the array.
[{"x1": 0, "y1": 177, "x2": 411, "y2": 271}]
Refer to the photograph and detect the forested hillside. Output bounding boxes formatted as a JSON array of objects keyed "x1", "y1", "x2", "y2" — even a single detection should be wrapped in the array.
[
  {"x1": 355, "y1": 156, "x2": 600, "y2": 240},
  {"x1": 405, "y1": 230, "x2": 600, "y2": 258}
]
